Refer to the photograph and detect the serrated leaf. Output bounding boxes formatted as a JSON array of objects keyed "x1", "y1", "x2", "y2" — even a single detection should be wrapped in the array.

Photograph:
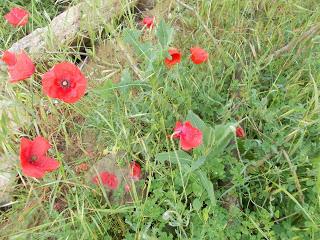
[
  {"x1": 156, "y1": 20, "x2": 173, "y2": 48},
  {"x1": 123, "y1": 29, "x2": 151, "y2": 58},
  {"x1": 123, "y1": 29, "x2": 141, "y2": 50}
]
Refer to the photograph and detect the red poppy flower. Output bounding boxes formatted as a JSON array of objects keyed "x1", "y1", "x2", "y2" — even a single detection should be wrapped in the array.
[
  {"x1": 1, "y1": 50, "x2": 35, "y2": 83},
  {"x1": 4, "y1": 7, "x2": 29, "y2": 27},
  {"x1": 141, "y1": 16, "x2": 155, "y2": 29},
  {"x1": 42, "y1": 62, "x2": 87, "y2": 103},
  {"x1": 92, "y1": 171, "x2": 119, "y2": 189},
  {"x1": 130, "y1": 161, "x2": 141, "y2": 181},
  {"x1": 190, "y1": 47, "x2": 209, "y2": 64},
  {"x1": 164, "y1": 48, "x2": 182, "y2": 68},
  {"x1": 173, "y1": 121, "x2": 203, "y2": 151},
  {"x1": 236, "y1": 127, "x2": 245, "y2": 138},
  {"x1": 20, "y1": 137, "x2": 60, "y2": 179}
]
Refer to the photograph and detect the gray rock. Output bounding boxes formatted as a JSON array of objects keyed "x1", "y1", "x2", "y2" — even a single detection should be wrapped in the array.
[
  {"x1": 0, "y1": 74, "x2": 29, "y2": 206},
  {"x1": 0, "y1": 156, "x2": 15, "y2": 206},
  {"x1": 2, "y1": 0, "x2": 138, "y2": 64}
]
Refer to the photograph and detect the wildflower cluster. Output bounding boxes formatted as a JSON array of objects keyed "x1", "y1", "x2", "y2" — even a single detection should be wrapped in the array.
[{"x1": 1, "y1": 9, "x2": 245, "y2": 193}]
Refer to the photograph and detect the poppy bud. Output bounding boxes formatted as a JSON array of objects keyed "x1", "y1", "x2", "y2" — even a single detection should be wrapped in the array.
[{"x1": 236, "y1": 127, "x2": 245, "y2": 138}]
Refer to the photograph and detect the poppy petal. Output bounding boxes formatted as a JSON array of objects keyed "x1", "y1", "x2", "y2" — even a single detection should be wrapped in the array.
[
  {"x1": 42, "y1": 62, "x2": 87, "y2": 103},
  {"x1": 20, "y1": 136, "x2": 59, "y2": 179},
  {"x1": 22, "y1": 165, "x2": 46, "y2": 178},
  {"x1": 62, "y1": 88, "x2": 84, "y2": 104},
  {"x1": 164, "y1": 48, "x2": 182, "y2": 68},
  {"x1": 4, "y1": 7, "x2": 29, "y2": 27},
  {"x1": 142, "y1": 16, "x2": 155, "y2": 29},
  {"x1": 2, "y1": 51, "x2": 17, "y2": 66},
  {"x1": 2, "y1": 51, "x2": 35, "y2": 83},
  {"x1": 190, "y1": 47, "x2": 209, "y2": 64},
  {"x1": 105, "y1": 173, "x2": 119, "y2": 189},
  {"x1": 42, "y1": 71, "x2": 60, "y2": 97},
  {"x1": 172, "y1": 121, "x2": 203, "y2": 150},
  {"x1": 236, "y1": 127, "x2": 245, "y2": 138},
  {"x1": 180, "y1": 130, "x2": 203, "y2": 150},
  {"x1": 20, "y1": 137, "x2": 32, "y2": 166},
  {"x1": 92, "y1": 171, "x2": 119, "y2": 189},
  {"x1": 180, "y1": 138, "x2": 196, "y2": 151},
  {"x1": 52, "y1": 62, "x2": 81, "y2": 80},
  {"x1": 31, "y1": 136, "x2": 51, "y2": 157},
  {"x1": 130, "y1": 161, "x2": 141, "y2": 180},
  {"x1": 39, "y1": 157, "x2": 60, "y2": 171},
  {"x1": 182, "y1": 121, "x2": 203, "y2": 147}
]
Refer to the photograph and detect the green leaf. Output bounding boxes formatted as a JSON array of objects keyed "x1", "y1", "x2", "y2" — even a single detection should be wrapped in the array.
[
  {"x1": 192, "y1": 198, "x2": 203, "y2": 211},
  {"x1": 155, "y1": 150, "x2": 193, "y2": 164},
  {"x1": 93, "y1": 78, "x2": 149, "y2": 95},
  {"x1": 123, "y1": 29, "x2": 141, "y2": 50},
  {"x1": 209, "y1": 123, "x2": 236, "y2": 158},
  {"x1": 186, "y1": 110, "x2": 207, "y2": 132},
  {"x1": 197, "y1": 170, "x2": 216, "y2": 206},
  {"x1": 186, "y1": 156, "x2": 207, "y2": 174},
  {"x1": 155, "y1": 151, "x2": 192, "y2": 171},
  {"x1": 123, "y1": 29, "x2": 151, "y2": 58},
  {"x1": 186, "y1": 110, "x2": 235, "y2": 162},
  {"x1": 312, "y1": 155, "x2": 320, "y2": 194},
  {"x1": 118, "y1": 69, "x2": 131, "y2": 93},
  {"x1": 156, "y1": 20, "x2": 173, "y2": 48},
  {"x1": 92, "y1": 80, "x2": 115, "y2": 96}
]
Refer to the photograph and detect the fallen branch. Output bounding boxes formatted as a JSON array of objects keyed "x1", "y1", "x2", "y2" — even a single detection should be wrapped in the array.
[
  {"x1": 6, "y1": 0, "x2": 137, "y2": 61},
  {"x1": 266, "y1": 23, "x2": 320, "y2": 63}
]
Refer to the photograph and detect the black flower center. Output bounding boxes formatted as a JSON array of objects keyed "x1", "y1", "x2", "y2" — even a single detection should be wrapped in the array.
[
  {"x1": 30, "y1": 155, "x2": 38, "y2": 163},
  {"x1": 60, "y1": 79, "x2": 71, "y2": 89}
]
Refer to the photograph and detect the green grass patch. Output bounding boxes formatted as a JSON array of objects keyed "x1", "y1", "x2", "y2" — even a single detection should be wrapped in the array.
[{"x1": 0, "y1": 0, "x2": 320, "y2": 239}]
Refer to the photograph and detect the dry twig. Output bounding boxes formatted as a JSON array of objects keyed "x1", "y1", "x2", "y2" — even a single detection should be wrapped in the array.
[
  {"x1": 266, "y1": 24, "x2": 320, "y2": 63},
  {"x1": 282, "y1": 150, "x2": 305, "y2": 204}
]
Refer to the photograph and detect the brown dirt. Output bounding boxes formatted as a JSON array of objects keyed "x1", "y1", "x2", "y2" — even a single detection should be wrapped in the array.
[{"x1": 82, "y1": 40, "x2": 131, "y2": 85}]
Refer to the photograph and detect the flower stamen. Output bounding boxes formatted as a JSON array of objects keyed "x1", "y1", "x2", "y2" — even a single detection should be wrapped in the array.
[
  {"x1": 30, "y1": 155, "x2": 37, "y2": 163},
  {"x1": 61, "y1": 79, "x2": 70, "y2": 88}
]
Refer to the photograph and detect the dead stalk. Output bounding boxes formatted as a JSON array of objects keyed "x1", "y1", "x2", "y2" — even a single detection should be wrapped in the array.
[
  {"x1": 266, "y1": 24, "x2": 320, "y2": 63},
  {"x1": 282, "y1": 150, "x2": 305, "y2": 204}
]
